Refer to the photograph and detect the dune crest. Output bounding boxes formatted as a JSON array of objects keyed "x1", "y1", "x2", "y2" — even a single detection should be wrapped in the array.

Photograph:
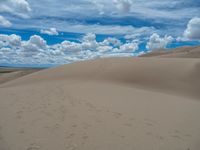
[{"x1": 140, "y1": 46, "x2": 200, "y2": 58}]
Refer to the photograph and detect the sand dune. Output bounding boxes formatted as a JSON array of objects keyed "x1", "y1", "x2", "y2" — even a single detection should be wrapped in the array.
[
  {"x1": 140, "y1": 46, "x2": 200, "y2": 58},
  {"x1": 0, "y1": 57, "x2": 200, "y2": 150},
  {"x1": 0, "y1": 68, "x2": 42, "y2": 85}
]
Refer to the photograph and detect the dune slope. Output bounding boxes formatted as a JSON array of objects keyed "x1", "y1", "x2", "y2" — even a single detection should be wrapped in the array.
[
  {"x1": 0, "y1": 68, "x2": 42, "y2": 85},
  {"x1": 0, "y1": 57, "x2": 200, "y2": 150},
  {"x1": 140, "y1": 46, "x2": 200, "y2": 58}
]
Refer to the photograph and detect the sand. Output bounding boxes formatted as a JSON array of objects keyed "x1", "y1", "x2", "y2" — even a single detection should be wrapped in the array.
[
  {"x1": 140, "y1": 46, "x2": 200, "y2": 58},
  {"x1": 0, "y1": 68, "x2": 42, "y2": 85},
  {"x1": 0, "y1": 56, "x2": 200, "y2": 149}
]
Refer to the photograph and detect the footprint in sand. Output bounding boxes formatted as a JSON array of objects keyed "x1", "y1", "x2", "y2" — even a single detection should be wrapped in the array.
[
  {"x1": 65, "y1": 144, "x2": 77, "y2": 150},
  {"x1": 123, "y1": 123, "x2": 132, "y2": 127},
  {"x1": 95, "y1": 118, "x2": 102, "y2": 123},
  {"x1": 171, "y1": 135, "x2": 182, "y2": 140},
  {"x1": 82, "y1": 122, "x2": 92, "y2": 130},
  {"x1": 58, "y1": 105, "x2": 67, "y2": 121},
  {"x1": 71, "y1": 124, "x2": 77, "y2": 128},
  {"x1": 19, "y1": 129, "x2": 25, "y2": 134},
  {"x1": 112, "y1": 112, "x2": 122, "y2": 119},
  {"x1": 16, "y1": 110, "x2": 24, "y2": 119},
  {"x1": 146, "y1": 131, "x2": 153, "y2": 136},
  {"x1": 169, "y1": 130, "x2": 185, "y2": 140},
  {"x1": 144, "y1": 122, "x2": 154, "y2": 127},
  {"x1": 155, "y1": 135, "x2": 164, "y2": 140},
  {"x1": 144, "y1": 118, "x2": 157, "y2": 126},
  {"x1": 119, "y1": 135, "x2": 125, "y2": 138},
  {"x1": 82, "y1": 135, "x2": 89, "y2": 140},
  {"x1": 85, "y1": 102, "x2": 97, "y2": 111},
  {"x1": 66, "y1": 93, "x2": 80, "y2": 107},
  {"x1": 146, "y1": 132, "x2": 165, "y2": 141},
  {"x1": 129, "y1": 117, "x2": 135, "y2": 121},
  {"x1": 184, "y1": 134, "x2": 192, "y2": 138},
  {"x1": 174, "y1": 130, "x2": 181, "y2": 134},
  {"x1": 65, "y1": 133, "x2": 75, "y2": 140},
  {"x1": 144, "y1": 118, "x2": 157, "y2": 125},
  {"x1": 26, "y1": 143, "x2": 41, "y2": 150},
  {"x1": 111, "y1": 131, "x2": 126, "y2": 139},
  {"x1": 45, "y1": 123, "x2": 61, "y2": 134}
]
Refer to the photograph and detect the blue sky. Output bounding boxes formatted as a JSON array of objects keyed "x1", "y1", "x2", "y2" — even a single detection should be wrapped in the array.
[{"x1": 0, "y1": 0, "x2": 200, "y2": 66}]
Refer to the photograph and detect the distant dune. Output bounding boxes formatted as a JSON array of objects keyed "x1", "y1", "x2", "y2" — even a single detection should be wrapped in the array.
[
  {"x1": 140, "y1": 45, "x2": 200, "y2": 58},
  {"x1": 0, "y1": 68, "x2": 43, "y2": 85},
  {"x1": 0, "y1": 48, "x2": 200, "y2": 150}
]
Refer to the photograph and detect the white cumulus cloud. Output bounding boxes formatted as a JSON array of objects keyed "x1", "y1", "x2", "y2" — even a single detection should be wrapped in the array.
[
  {"x1": 0, "y1": 34, "x2": 21, "y2": 46},
  {"x1": 184, "y1": 17, "x2": 200, "y2": 40},
  {"x1": 60, "y1": 41, "x2": 82, "y2": 53},
  {"x1": 101, "y1": 37, "x2": 122, "y2": 47},
  {"x1": 118, "y1": 42, "x2": 138, "y2": 52},
  {"x1": 146, "y1": 33, "x2": 173, "y2": 50},
  {"x1": 20, "y1": 35, "x2": 47, "y2": 57},
  {"x1": 40, "y1": 28, "x2": 59, "y2": 36},
  {"x1": 28, "y1": 35, "x2": 47, "y2": 49},
  {"x1": 0, "y1": 33, "x2": 141, "y2": 64}
]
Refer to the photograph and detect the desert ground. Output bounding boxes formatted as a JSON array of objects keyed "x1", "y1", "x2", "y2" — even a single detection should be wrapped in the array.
[{"x1": 0, "y1": 46, "x2": 200, "y2": 150}]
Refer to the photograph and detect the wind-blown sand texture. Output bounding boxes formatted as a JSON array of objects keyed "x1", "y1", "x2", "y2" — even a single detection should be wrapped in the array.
[{"x1": 0, "y1": 47, "x2": 200, "y2": 150}]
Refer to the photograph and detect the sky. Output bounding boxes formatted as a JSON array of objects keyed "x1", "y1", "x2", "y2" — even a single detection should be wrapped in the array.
[{"x1": 0, "y1": 0, "x2": 200, "y2": 66}]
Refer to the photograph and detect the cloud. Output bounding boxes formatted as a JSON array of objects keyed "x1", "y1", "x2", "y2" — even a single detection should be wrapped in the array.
[
  {"x1": 26, "y1": 0, "x2": 200, "y2": 22},
  {"x1": 7, "y1": 34, "x2": 21, "y2": 47},
  {"x1": 0, "y1": 0, "x2": 31, "y2": 18},
  {"x1": 0, "y1": 34, "x2": 21, "y2": 46},
  {"x1": 81, "y1": 33, "x2": 98, "y2": 51},
  {"x1": 0, "y1": 33, "x2": 140, "y2": 64},
  {"x1": 27, "y1": 35, "x2": 47, "y2": 49},
  {"x1": 16, "y1": 21, "x2": 155, "y2": 35},
  {"x1": 0, "y1": 0, "x2": 31, "y2": 29},
  {"x1": 146, "y1": 33, "x2": 173, "y2": 50},
  {"x1": 82, "y1": 33, "x2": 96, "y2": 42},
  {"x1": 96, "y1": 45, "x2": 113, "y2": 52},
  {"x1": 101, "y1": 37, "x2": 122, "y2": 47},
  {"x1": 184, "y1": 17, "x2": 200, "y2": 40},
  {"x1": 20, "y1": 35, "x2": 47, "y2": 57},
  {"x1": 59, "y1": 41, "x2": 82, "y2": 53},
  {"x1": 40, "y1": 28, "x2": 59, "y2": 36},
  {"x1": 0, "y1": 15, "x2": 12, "y2": 27},
  {"x1": 1, "y1": 0, "x2": 199, "y2": 41},
  {"x1": 114, "y1": 0, "x2": 132, "y2": 13},
  {"x1": 118, "y1": 42, "x2": 138, "y2": 52}
]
